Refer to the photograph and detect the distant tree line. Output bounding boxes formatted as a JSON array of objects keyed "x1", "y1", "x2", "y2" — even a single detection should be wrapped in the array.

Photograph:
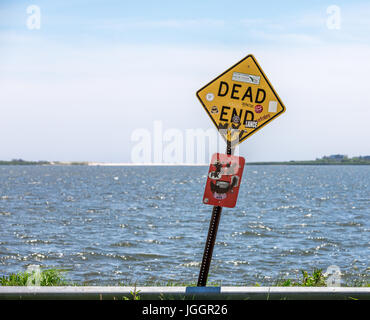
[
  {"x1": 0, "y1": 159, "x2": 89, "y2": 165},
  {"x1": 1, "y1": 155, "x2": 369, "y2": 166},
  {"x1": 248, "y1": 154, "x2": 370, "y2": 165},
  {"x1": 0, "y1": 159, "x2": 50, "y2": 165}
]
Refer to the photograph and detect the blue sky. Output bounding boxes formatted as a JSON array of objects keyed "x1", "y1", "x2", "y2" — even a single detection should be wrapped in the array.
[{"x1": 1, "y1": 1, "x2": 370, "y2": 162}]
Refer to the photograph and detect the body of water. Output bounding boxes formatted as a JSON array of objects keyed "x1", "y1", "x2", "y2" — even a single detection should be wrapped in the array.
[{"x1": 0, "y1": 165, "x2": 369, "y2": 285}]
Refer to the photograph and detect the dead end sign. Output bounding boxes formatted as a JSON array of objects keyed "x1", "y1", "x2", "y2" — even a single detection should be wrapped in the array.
[{"x1": 196, "y1": 54, "x2": 286, "y2": 145}]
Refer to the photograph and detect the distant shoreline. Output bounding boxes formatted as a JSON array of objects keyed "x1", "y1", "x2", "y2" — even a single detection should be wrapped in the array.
[
  {"x1": 246, "y1": 160, "x2": 370, "y2": 165},
  {"x1": 1, "y1": 159, "x2": 370, "y2": 166}
]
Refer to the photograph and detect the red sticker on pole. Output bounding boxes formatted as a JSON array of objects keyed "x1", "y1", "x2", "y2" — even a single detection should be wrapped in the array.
[{"x1": 203, "y1": 153, "x2": 245, "y2": 208}]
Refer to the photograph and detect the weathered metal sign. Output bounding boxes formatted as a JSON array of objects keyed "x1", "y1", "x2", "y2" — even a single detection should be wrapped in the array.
[{"x1": 196, "y1": 54, "x2": 286, "y2": 145}]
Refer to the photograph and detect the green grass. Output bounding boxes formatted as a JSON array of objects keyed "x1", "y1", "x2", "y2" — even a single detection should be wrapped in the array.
[
  {"x1": 274, "y1": 269, "x2": 327, "y2": 287},
  {"x1": 1, "y1": 268, "x2": 368, "y2": 287},
  {"x1": 0, "y1": 269, "x2": 67, "y2": 286}
]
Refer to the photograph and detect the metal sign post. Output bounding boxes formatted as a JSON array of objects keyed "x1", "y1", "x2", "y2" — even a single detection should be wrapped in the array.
[
  {"x1": 197, "y1": 204, "x2": 223, "y2": 286},
  {"x1": 197, "y1": 143, "x2": 234, "y2": 287}
]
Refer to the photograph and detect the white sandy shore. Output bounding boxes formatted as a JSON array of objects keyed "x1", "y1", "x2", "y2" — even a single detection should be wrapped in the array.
[{"x1": 87, "y1": 162, "x2": 208, "y2": 166}]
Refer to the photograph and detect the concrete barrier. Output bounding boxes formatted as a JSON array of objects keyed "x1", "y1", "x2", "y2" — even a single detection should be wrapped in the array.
[{"x1": 0, "y1": 286, "x2": 369, "y2": 300}]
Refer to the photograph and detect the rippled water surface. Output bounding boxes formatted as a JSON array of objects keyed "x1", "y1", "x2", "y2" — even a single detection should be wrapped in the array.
[{"x1": 0, "y1": 165, "x2": 369, "y2": 285}]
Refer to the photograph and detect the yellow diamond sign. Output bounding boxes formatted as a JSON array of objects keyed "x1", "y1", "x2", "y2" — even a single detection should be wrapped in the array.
[{"x1": 196, "y1": 54, "x2": 286, "y2": 145}]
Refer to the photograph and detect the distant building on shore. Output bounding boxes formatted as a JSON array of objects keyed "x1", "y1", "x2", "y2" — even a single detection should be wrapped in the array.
[
  {"x1": 315, "y1": 154, "x2": 370, "y2": 162},
  {"x1": 358, "y1": 155, "x2": 370, "y2": 160},
  {"x1": 321, "y1": 154, "x2": 348, "y2": 161}
]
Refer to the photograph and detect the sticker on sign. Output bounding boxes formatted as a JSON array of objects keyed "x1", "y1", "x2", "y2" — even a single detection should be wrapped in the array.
[
  {"x1": 268, "y1": 101, "x2": 278, "y2": 113},
  {"x1": 232, "y1": 72, "x2": 260, "y2": 85}
]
